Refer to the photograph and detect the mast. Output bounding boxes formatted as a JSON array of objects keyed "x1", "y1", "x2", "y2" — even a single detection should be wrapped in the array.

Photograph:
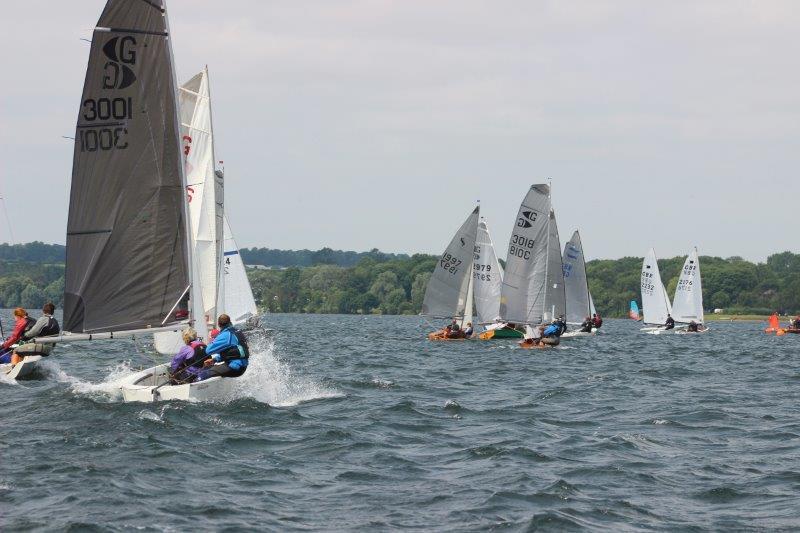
[
  {"x1": 206, "y1": 65, "x2": 225, "y2": 318},
  {"x1": 165, "y1": 3, "x2": 206, "y2": 340},
  {"x1": 541, "y1": 182, "x2": 552, "y2": 322}
]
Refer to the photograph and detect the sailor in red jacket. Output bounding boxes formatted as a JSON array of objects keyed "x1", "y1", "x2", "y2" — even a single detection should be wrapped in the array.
[{"x1": 0, "y1": 308, "x2": 34, "y2": 362}]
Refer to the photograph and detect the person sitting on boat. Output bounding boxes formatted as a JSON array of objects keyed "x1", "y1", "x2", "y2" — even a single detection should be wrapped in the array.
[
  {"x1": 592, "y1": 313, "x2": 603, "y2": 329},
  {"x1": 0, "y1": 308, "x2": 35, "y2": 364},
  {"x1": 9, "y1": 302, "x2": 60, "y2": 365},
  {"x1": 198, "y1": 314, "x2": 250, "y2": 380},
  {"x1": 169, "y1": 327, "x2": 207, "y2": 384},
  {"x1": 687, "y1": 320, "x2": 699, "y2": 332},
  {"x1": 554, "y1": 315, "x2": 568, "y2": 336},
  {"x1": 664, "y1": 314, "x2": 675, "y2": 330},
  {"x1": 446, "y1": 318, "x2": 463, "y2": 339},
  {"x1": 579, "y1": 316, "x2": 594, "y2": 333},
  {"x1": 790, "y1": 316, "x2": 800, "y2": 330},
  {"x1": 463, "y1": 322, "x2": 474, "y2": 337}
]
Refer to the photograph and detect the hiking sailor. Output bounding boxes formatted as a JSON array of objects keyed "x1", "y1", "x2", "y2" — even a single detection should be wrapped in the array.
[
  {"x1": 579, "y1": 316, "x2": 594, "y2": 333},
  {"x1": 0, "y1": 308, "x2": 36, "y2": 364},
  {"x1": 664, "y1": 314, "x2": 675, "y2": 330},
  {"x1": 9, "y1": 302, "x2": 60, "y2": 365},
  {"x1": 198, "y1": 314, "x2": 250, "y2": 380}
]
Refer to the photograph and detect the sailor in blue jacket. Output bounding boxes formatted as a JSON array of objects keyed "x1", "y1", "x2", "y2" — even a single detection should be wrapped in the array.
[{"x1": 198, "y1": 314, "x2": 250, "y2": 380}]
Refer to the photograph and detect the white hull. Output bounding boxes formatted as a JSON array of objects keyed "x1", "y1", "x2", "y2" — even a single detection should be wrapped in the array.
[
  {"x1": 120, "y1": 363, "x2": 236, "y2": 403},
  {"x1": 1, "y1": 355, "x2": 43, "y2": 380},
  {"x1": 561, "y1": 329, "x2": 597, "y2": 338}
]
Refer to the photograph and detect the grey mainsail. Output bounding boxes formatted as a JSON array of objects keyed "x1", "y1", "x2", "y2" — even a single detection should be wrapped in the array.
[
  {"x1": 562, "y1": 230, "x2": 591, "y2": 324},
  {"x1": 422, "y1": 206, "x2": 480, "y2": 319},
  {"x1": 543, "y1": 209, "x2": 566, "y2": 323},
  {"x1": 499, "y1": 184, "x2": 551, "y2": 324},
  {"x1": 64, "y1": 0, "x2": 191, "y2": 333}
]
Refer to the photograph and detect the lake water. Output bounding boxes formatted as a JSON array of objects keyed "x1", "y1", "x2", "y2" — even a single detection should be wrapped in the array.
[{"x1": 1, "y1": 313, "x2": 799, "y2": 531}]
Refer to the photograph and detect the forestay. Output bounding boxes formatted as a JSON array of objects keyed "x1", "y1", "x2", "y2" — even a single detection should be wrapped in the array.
[
  {"x1": 562, "y1": 230, "x2": 591, "y2": 324},
  {"x1": 179, "y1": 68, "x2": 224, "y2": 325},
  {"x1": 422, "y1": 206, "x2": 480, "y2": 319},
  {"x1": 641, "y1": 248, "x2": 671, "y2": 325},
  {"x1": 472, "y1": 219, "x2": 504, "y2": 324},
  {"x1": 543, "y1": 209, "x2": 566, "y2": 323},
  {"x1": 220, "y1": 215, "x2": 258, "y2": 324},
  {"x1": 499, "y1": 184, "x2": 551, "y2": 324},
  {"x1": 671, "y1": 248, "x2": 704, "y2": 324},
  {"x1": 64, "y1": 0, "x2": 192, "y2": 334}
]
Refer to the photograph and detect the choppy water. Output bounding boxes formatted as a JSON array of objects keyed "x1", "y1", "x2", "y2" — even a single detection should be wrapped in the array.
[{"x1": 2, "y1": 312, "x2": 799, "y2": 531}]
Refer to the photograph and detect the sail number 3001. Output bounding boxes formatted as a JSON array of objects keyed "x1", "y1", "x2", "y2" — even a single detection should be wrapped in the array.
[{"x1": 79, "y1": 97, "x2": 132, "y2": 152}]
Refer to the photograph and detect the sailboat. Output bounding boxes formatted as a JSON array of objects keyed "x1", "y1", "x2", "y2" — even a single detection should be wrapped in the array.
[
  {"x1": 26, "y1": 0, "x2": 239, "y2": 400},
  {"x1": 154, "y1": 67, "x2": 221, "y2": 355},
  {"x1": 220, "y1": 213, "x2": 259, "y2": 325},
  {"x1": 560, "y1": 230, "x2": 596, "y2": 338},
  {"x1": 472, "y1": 218, "x2": 504, "y2": 326},
  {"x1": 640, "y1": 248, "x2": 673, "y2": 332},
  {"x1": 481, "y1": 184, "x2": 565, "y2": 341},
  {"x1": 629, "y1": 301, "x2": 642, "y2": 321},
  {"x1": 422, "y1": 206, "x2": 479, "y2": 340},
  {"x1": 672, "y1": 248, "x2": 709, "y2": 333}
]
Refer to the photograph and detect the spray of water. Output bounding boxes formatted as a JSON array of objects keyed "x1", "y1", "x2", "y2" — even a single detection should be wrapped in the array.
[{"x1": 234, "y1": 331, "x2": 342, "y2": 407}]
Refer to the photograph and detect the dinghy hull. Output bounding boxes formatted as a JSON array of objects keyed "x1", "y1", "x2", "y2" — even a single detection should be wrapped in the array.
[
  {"x1": 1, "y1": 355, "x2": 43, "y2": 380},
  {"x1": 120, "y1": 363, "x2": 237, "y2": 403}
]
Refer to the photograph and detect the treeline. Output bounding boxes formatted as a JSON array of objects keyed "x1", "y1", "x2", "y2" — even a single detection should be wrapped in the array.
[
  {"x1": 240, "y1": 247, "x2": 409, "y2": 268},
  {"x1": 2, "y1": 242, "x2": 800, "y2": 317}
]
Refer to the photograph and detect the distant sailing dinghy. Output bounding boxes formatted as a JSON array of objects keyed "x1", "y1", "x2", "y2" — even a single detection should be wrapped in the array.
[
  {"x1": 672, "y1": 248, "x2": 709, "y2": 334},
  {"x1": 472, "y1": 218, "x2": 504, "y2": 327},
  {"x1": 423, "y1": 206, "x2": 479, "y2": 340},
  {"x1": 640, "y1": 248, "x2": 673, "y2": 333},
  {"x1": 560, "y1": 230, "x2": 596, "y2": 338}
]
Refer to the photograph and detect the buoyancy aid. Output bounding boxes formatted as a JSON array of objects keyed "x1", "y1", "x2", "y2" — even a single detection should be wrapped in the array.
[
  {"x1": 219, "y1": 328, "x2": 250, "y2": 362},
  {"x1": 39, "y1": 316, "x2": 60, "y2": 336}
]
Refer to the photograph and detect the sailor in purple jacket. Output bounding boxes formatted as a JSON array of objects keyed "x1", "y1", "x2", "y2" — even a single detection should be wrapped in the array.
[{"x1": 169, "y1": 328, "x2": 207, "y2": 383}]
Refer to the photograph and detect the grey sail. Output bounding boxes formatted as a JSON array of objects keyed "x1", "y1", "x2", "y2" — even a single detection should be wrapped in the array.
[
  {"x1": 562, "y1": 230, "x2": 591, "y2": 324},
  {"x1": 64, "y1": 0, "x2": 190, "y2": 333},
  {"x1": 422, "y1": 206, "x2": 480, "y2": 319},
  {"x1": 499, "y1": 184, "x2": 551, "y2": 324},
  {"x1": 543, "y1": 209, "x2": 566, "y2": 323}
]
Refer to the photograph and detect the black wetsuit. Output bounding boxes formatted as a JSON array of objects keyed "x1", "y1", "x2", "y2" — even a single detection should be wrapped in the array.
[{"x1": 664, "y1": 317, "x2": 675, "y2": 330}]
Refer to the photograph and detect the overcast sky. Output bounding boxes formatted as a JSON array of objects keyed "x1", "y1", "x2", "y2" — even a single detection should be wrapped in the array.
[{"x1": 1, "y1": 1, "x2": 798, "y2": 261}]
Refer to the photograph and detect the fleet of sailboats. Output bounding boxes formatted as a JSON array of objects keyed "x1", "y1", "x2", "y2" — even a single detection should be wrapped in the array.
[{"x1": 640, "y1": 247, "x2": 707, "y2": 334}]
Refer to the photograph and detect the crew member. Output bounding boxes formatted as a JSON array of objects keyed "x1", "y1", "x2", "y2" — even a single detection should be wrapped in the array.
[
  {"x1": 463, "y1": 322, "x2": 474, "y2": 337},
  {"x1": 687, "y1": 320, "x2": 699, "y2": 332},
  {"x1": 10, "y1": 303, "x2": 60, "y2": 365},
  {"x1": 0, "y1": 308, "x2": 35, "y2": 364},
  {"x1": 664, "y1": 314, "x2": 675, "y2": 330},
  {"x1": 169, "y1": 327, "x2": 207, "y2": 383},
  {"x1": 198, "y1": 314, "x2": 250, "y2": 380},
  {"x1": 592, "y1": 313, "x2": 603, "y2": 329},
  {"x1": 579, "y1": 316, "x2": 594, "y2": 333}
]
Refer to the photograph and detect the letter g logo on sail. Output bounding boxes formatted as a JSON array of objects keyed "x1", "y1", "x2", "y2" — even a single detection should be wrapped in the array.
[{"x1": 102, "y1": 36, "x2": 137, "y2": 90}]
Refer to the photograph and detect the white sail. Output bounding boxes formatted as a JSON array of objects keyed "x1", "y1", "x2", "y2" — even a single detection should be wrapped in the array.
[
  {"x1": 221, "y1": 215, "x2": 258, "y2": 324},
  {"x1": 472, "y1": 219, "x2": 504, "y2": 324},
  {"x1": 422, "y1": 206, "x2": 480, "y2": 319},
  {"x1": 179, "y1": 68, "x2": 223, "y2": 325},
  {"x1": 589, "y1": 292, "x2": 597, "y2": 316},
  {"x1": 543, "y1": 209, "x2": 566, "y2": 323},
  {"x1": 563, "y1": 230, "x2": 591, "y2": 324},
  {"x1": 641, "y1": 248, "x2": 671, "y2": 325},
  {"x1": 672, "y1": 248, "x2": 704, "y2": 324},
  {"x1": 499, "y1": 184, "x2": 551, "y2": 324}
]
